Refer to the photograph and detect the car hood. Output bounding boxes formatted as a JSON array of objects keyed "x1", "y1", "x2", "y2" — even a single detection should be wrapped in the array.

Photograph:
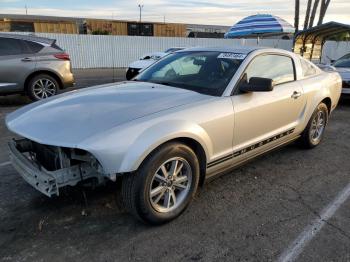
[
  {"x1": 335, "y1": 67, "x2": 350, "y2": 80},
  {"x1": 6, "y1": 82, "x2": 209, "y2": 147}
]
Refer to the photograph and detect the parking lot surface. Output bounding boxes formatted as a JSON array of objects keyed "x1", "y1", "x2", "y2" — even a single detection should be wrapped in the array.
[{"x1": 0, "y1": 71, "x2": 349, "y2": 261}]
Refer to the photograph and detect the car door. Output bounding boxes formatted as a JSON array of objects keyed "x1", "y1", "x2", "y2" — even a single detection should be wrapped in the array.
[
  {"x1": 231, "y1": 53, "x2": 306, "y2": 161},
  {"x1": 0, "y1": 37, "x2": 37, "y2": 93}
]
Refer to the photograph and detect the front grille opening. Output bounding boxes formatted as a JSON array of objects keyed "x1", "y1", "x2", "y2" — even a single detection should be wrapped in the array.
[
  {"x1": 32, "y1": 142, "x2": 61, "y2": 171},
  {"x1": 16, "y1": 139, "x2": 93, "y2": 171}
]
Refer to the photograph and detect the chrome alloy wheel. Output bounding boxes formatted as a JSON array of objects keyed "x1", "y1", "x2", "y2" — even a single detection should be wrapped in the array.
[
  {"x1": 149, "y1": 157, "x2": 192, "y2": 213},
  {"x1": 310, "y1": 110, "x2": 326, "y2": 143},
  {"x1": 33, "y1": 78, "x2": 57, "y2": 100}
]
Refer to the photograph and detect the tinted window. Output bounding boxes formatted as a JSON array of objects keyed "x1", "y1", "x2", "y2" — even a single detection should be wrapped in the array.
[
  {"x1": 136, "y1": 51, "x2": 243, "y2": 96},
  {"x1": 337, "y1": 53, "x2": 350, "y2": 60},
  {"x1": 244, "y1": 54, "x2": 295, "y2": 85},
  {"x1": 301, "y1": 59, "x2": 317, "y2": 77},
  {"x1": 0, "y1": 38, "x2": 24, "y2": 56},
  {"x1": 334, "y1": 58, "x2": 350, "y2": 68},
  {"x1": 24, "y1": 41, "x2": 44, "y2": 53},
  {"x1": 151, "y1": 55, "x2": 204, "y2": 78}
]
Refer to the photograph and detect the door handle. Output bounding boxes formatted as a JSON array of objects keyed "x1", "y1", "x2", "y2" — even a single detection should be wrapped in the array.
[
  {"x1": 291, "y1": 91, "x2": 301, "y2": 99},
  {"x1": 21, "y1": 57, "x2": 32, "y2": 62}
]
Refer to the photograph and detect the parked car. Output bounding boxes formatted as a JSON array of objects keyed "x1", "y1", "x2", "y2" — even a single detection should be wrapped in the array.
[
  {"x1": 126, "y1": 47, "x2": 184, "y2": 80},
  {"x1": 7, "y1": 47, "x2": 341, "y2": 224},
  {"x1": 317, "y1": 53, "x2": 350, "y2": 95},
  {"x1": 0, "y1": 33, "x2": 74, "y2": 101}
]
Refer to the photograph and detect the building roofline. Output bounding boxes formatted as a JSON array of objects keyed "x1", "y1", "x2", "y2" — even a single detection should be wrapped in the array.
[{"x1": 0, "y1": 13, "x2": 231, "y2": 27}]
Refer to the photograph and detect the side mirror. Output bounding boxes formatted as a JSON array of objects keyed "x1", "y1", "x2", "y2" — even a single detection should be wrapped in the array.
[{"x1": 239, "y1": 77, "x2": 274, "y2": 92}]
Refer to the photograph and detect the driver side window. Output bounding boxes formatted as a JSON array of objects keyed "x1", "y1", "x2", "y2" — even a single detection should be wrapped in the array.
[
  {"x1": 244, "y1": 54, "x2": 295, "y2": 86},
  {"x1": 152, "y1": 56, "x2": 205, "y2": 78}
]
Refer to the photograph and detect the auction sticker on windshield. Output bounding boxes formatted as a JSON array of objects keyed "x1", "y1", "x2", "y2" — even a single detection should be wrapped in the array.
[{"x1": 218, "y1": 53, "x2": 247, "y2": 60}]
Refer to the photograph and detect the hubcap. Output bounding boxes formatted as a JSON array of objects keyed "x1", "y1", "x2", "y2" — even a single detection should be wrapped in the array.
[
  {"x1": 33, "y1": 78, "x2": 57, "y2": 100},
  {"x1": 310, "y1": 110, "x2": 326, "y2": 143},
  {"x1": 149, "y1": 157, "x2": 192, "y2": 213}
]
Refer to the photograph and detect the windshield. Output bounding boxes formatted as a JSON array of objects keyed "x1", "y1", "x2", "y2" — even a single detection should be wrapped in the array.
[
  {"x1": 333, "y1": 54, "x2": 350, "y2": 68},
  {"x1": 135, "y1": 51, "x2": 244, "y2": 96}
]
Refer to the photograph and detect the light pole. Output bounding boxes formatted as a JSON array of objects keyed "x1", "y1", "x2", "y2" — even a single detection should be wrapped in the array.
[{"x1": 138, "y1": 4, "x2": 143, "y2": 23}]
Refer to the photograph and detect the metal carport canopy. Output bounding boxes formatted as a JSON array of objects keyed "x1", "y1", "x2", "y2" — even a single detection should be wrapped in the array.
[{"x1": 294, "y1": 21, "x2": 350, "y2": 62}]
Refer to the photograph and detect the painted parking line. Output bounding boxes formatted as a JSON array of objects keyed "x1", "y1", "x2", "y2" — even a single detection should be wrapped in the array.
[
  {"x1": 278, "y1": 182, "x2": 350, "y2": 262},
  {"x1": 0, "y1": 161, "x2": 11, "y2": 167}
]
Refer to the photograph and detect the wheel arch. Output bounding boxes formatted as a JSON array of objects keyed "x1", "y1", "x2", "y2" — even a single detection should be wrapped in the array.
[
  {"x1": 321, "y1": 97, "x2": 332, "y2": 114},
  {"x1": 116, "y1": 128, "x2": 212, "y2": 185},
  {"x1": 24, "y1": 70, "x2": 63, "y2": 93},
  {"x1": 147, "y1": 137, "x2": 208, "y2": 186}
]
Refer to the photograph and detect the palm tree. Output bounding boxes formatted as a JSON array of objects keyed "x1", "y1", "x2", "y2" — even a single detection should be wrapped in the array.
[
  {"x1": 309, "y1": 0, "x2": 320, "y2": 28},
  {"x1": 294, "y1": 0, "x2": 300, "y2": 33},
  {"x1": 318, "y1": 0, "x2": 331, "y2": 25},
  {"x1": 304, "y1": 0, "x2": 313, "y2": 30}
]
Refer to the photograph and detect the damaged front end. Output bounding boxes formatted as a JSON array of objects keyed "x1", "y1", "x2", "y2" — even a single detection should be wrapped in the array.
[{"x1": 8, "y1": 138, "x2": 106, "y2": 197}]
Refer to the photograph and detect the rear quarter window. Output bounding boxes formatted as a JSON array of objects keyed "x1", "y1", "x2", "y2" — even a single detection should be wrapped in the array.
[
  {"x1": 300, "y1": 59, "x2": 317, "y2": 77},
  {"x1": 24, "y1": 41, "x2": 44, "y2": 53}
]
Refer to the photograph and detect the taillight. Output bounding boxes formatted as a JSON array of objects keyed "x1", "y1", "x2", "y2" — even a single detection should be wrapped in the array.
[{"x1": 54, "y1": 53, "x2": 70, "y2": 61}]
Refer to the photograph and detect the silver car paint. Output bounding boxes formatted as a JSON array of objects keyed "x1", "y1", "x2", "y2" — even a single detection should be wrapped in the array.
[
  {"x1": 0, "y1": 50, "x2": 37, "y2": 93},
  {"x1": 0, "y1": 35, "x2": 74, "y2": 94},
  {"x1": 317, "y1": 61, "x2": 350, "y2": 95},
  {"x1": 336, "y1": 67, "x2": 350, "y2": 94},
  {"x1": 6, "y1": 47, "x2": 342, "y2": 179}
]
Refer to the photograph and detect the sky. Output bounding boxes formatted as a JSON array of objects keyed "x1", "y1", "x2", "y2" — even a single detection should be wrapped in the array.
[{"x1": 0, "y1": 0, "x2": 349, "y2": 27}]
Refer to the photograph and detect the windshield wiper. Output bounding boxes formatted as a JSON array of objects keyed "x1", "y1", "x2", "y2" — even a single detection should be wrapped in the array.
[{"x1": 151, "y1": 81, "x2": 173, "y2": 86}]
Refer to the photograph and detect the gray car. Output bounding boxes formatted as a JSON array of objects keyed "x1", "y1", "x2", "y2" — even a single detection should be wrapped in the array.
[
  {"x1": 0, "y1": 33, "x2": 74, "y2": 101},
  {"x1": 332, "y1": 54, "x2": 350, "y2": 95}
]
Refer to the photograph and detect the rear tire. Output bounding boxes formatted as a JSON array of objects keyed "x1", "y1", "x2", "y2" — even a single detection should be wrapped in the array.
[
  {"x1": 27, "y1": 74, "x2": 59, "y2": 101},
  {"x1": 121, "y1": 142, "x2": 200, "y2": 225},
  {"x1": 299, "y1": 102, "x2": 328, "y2": 149}
]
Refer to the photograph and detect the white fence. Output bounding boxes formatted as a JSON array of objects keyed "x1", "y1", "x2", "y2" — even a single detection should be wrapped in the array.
[
  {"x1": 30, "y1": 33, "x2": 350, "y2": 68},
  {"x1": 34, "y1": 33, "x2": 293, "y2": 69}
]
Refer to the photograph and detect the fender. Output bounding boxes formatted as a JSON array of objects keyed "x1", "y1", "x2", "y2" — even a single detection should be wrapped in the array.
[
  {"x1": 298, "y1": 73, "x2": 339, "y2": 133},
  {"x1": 118, "y1": 120, "x2": 213, "y2": 173}
]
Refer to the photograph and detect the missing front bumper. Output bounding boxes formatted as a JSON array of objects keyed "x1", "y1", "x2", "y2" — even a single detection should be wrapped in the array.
[{"x1": 8, "y1": 139, "x2": 103, "y2": 197}]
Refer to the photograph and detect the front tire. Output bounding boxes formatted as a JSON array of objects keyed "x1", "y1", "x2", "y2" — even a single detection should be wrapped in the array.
[
  {"x1": 27, "y1": 74, "x2": 59, "y2": 101},
  {"x1": 299, "y1": 102, "x2": 329, "y2": 149},
  {"x1": 121, "y1": 142, "x2": 200, "y2": 225}
]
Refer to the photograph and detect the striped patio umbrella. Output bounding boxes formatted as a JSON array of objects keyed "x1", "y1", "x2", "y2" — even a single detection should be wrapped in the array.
[{"x1": 224, "y1": 14, "x2": 295, "y2": 38}]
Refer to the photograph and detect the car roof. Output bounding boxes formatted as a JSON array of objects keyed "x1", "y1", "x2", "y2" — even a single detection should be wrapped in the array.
[
  {"x1": 0, "y1": 33, "x2": 55, "y2": 45},
  {"x1": 177, "y1": 46, "x2": 267, "y2": 54}
]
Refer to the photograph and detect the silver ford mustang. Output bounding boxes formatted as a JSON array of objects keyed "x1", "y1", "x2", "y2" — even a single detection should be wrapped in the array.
[{"x1": 6, "y1": 47, "x2": 342, "y2": 224}]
